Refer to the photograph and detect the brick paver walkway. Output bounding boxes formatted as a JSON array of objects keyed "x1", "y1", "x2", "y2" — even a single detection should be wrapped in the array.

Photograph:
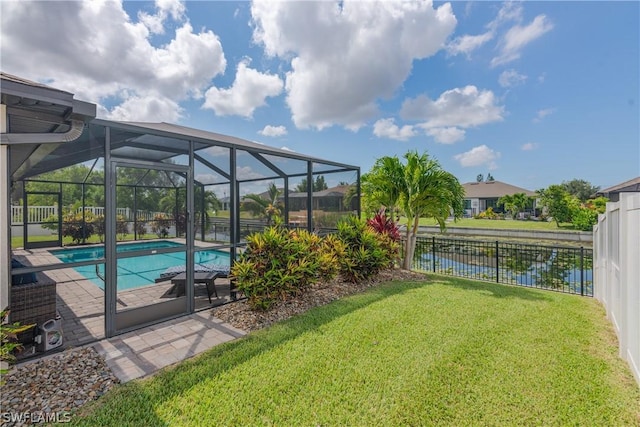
[{"x1": 92, "y1": 311, "x2": 246, "y2": 382}]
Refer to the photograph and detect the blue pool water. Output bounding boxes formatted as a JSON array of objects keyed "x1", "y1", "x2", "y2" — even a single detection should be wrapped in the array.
[{"x1": 51, "y1": 241, "x2": 230, "y2": 290}]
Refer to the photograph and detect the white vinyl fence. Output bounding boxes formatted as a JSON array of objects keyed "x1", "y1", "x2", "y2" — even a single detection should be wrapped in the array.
[
  {"x1": 11, "y1": 206, "x2": 167, "y2": 225},
  {"x1": 593, "y1": 193, "x2": 640, "y2": 387},
  {"x1": 11, "y1": 205, "x2": 57, "y2": 224}
]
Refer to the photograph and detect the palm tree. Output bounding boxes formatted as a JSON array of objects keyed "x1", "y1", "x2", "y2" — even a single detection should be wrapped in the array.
[
  {"x1": 363, "y1": 151, "x2": 464, "y2": 270},
  {"x1": 241, "y1": 183, "x2": 282, "y2": 225}
]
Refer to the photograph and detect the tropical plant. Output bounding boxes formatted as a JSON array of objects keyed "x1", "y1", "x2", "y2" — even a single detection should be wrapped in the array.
[
  {"x1": 367, "y1": 208, "x2": 400, "y2": 241},
  {"x1": 335, "y1": 216, "x2": 393, "y2": 283},
  {"x1": 366, "y1": 209, "x2": 401, "y2": 268},
  {"x1": 362, "y1": 151, "x2": 464, "y2": 270},
  {"x1": 241, "y1": 183, "x2": 283, "y2": 225},
  {"x1": 61, "y1": 211, "x2": 96, "y2": 244},
  {"x1": 361, "y1": 156, "x2": 405, "y2": 218},
  {"x1": 231, "y1": 226, "x2": 342, "y2": 310},
  {"x1": 1, "y1": 309, "x2": 35, "y2": 384}
]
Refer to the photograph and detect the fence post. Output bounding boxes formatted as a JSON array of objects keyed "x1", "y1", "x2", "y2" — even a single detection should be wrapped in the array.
[
  {"x1": 432, "y1": 236, "x2": 436, "y2": 273},
  {"x1": 580, "y1": 246, "x2": 584, "y2": 296},
  {"x1": 495, "y1": 241, "x2": 499, "y2": 283}
]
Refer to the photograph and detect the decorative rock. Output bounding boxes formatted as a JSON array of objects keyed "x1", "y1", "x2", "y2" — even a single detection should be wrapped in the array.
[{"x1": 0, "y1": 347, "x2": 119, "y2": 424}]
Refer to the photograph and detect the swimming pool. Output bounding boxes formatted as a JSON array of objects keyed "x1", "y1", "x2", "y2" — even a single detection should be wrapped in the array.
[{"x1": 51, "y1": 241, "x2": 230, "y2": 291}]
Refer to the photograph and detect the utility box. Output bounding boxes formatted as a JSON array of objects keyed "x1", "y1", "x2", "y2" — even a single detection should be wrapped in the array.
[{"x1": 37, "y1": 318, "x2": 63, "y2": 352}]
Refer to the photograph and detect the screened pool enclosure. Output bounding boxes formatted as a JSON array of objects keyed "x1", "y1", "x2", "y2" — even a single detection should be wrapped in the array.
[{"x1": 1, "y1": 73, "x2": 360, "y2": 345}]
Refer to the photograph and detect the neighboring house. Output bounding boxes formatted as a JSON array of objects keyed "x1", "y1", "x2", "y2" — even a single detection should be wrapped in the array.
[
  {"x1": 596, "y1": 177, "x2": 640, "y2": 202},
  {"x1": 288, "y1": 185, "x2": 357, "y2": 212},
  {"x1": 462, "y1": 181, "x2": 537, "y2": 216},
  {"x1": 220, "y1": 185, "x2": 356, "y2": 213}
]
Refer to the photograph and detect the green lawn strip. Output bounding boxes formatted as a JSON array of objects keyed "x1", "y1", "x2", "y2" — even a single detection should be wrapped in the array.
[
  {"x1": 73, "y1": 277, "x2": 640, "y2": 426},
  {"x1": 417, "y1": 217, "x2": 576, "y2": 232}
]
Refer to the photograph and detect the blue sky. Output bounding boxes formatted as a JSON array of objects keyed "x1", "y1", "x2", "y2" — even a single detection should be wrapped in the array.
[{"x1": 1, "y1": 1, "x2": 638, "y2": 191}]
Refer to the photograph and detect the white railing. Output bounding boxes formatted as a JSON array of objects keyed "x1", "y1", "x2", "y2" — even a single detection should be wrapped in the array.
[
  {"x1": 77, "y1": 207, "x2": 167, "y2": 221},
  {"x1": 594, "y1": 193, "x2": 640, "y2": 387},
  {"x1": 11, "y1": 205, "x2": 57, "y2": 225},
  {"x1": 11, "y1": 206, "x2": 168, "y2": 224}
]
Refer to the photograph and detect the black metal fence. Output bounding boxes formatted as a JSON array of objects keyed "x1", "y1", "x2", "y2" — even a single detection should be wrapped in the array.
[{"x1": 412, "y1": 236, "x2": 593, "y2": 297}]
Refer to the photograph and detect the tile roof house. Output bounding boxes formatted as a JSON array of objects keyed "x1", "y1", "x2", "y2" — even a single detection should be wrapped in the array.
[
  {"x1": 596, "y1": 177, "x2": 640, "y2": 202},
  {"x1": 462, "y1": 181, "x2": 537, "y2": 216}
]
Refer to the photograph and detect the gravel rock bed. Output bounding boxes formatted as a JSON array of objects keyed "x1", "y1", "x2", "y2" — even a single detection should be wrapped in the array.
[
  {"x1": 0, "y1": 347, "x2": 119, "y2": 425},
  {"x1": 213, "y1": 268, "x2": 427, "y2": 332}
]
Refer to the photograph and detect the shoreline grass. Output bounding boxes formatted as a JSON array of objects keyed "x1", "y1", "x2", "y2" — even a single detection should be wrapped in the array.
[{"x1": 73, "y1": 276, "x2": 639, "y2": 426}]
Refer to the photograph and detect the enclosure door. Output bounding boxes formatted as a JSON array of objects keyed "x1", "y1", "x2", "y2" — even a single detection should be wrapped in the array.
[
  {"x1": 23, "y1": 191, "x2": 62, "y2": 249},
  {"x1": 110, "y1": 161, "x2": 192, "y2": 333}
]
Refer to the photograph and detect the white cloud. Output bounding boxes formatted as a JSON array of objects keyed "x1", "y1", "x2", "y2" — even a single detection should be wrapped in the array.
[
  {"x1": 447, "y1": 2, "x2": 522, "y2": 58},
  {"x1": 401, "y1": 85, "x2": 504, "y2": 129},
  {"x1": 0, "y1": 1, "x2": 226, "y2": 121},
  {"x1": 454, "y1": 145, "x2": 501, "y2": 170},
  {"x1": 105, "y1": 94, "x2": 183, "y2": 122},
  {"x1": 138, "y1": 0, "x2": 186, "y2": 35},
  {"x1": 236, "y1": 166, "x2": 265, "y2": 181},
  {"x1": 195, "y1": 173, "x2": 221, "y2": 185},
  {"x1": 449, "y1": 2, "x2": 551, "y2": 67},
  {"x1": 251, "y1": 0, "x2": 457, "y2": 130},
  {"x1": 447, "y1": 31, "x2": 494, "y2": 57},
  {"x1": 521, "y1": 142, "x2": 539, "y2": 151},
  {"x1": 259, "y1": 125, "x2": 288, "y2": 137},
  {"x1": 280, "y1": 146, "x2": 294, "y2": 152},
  {"x1": 424, "y1": 127, "x2": 466, "y2": 144},
  {"x1": 373, "y1": 118, "x2": 416, "y2": 141},
  {"x1": 498, "y1": 69, "x2": 527, "y2": 88},
  {"x1": 491, "y1": 14, "x2": 553, "y2": 67},
  {"x1": 203, "y1": 60, "x2": 283, "y2": 117},
  {"x1": 533, "y1": 108, "x2": 555, "y2": 123}
]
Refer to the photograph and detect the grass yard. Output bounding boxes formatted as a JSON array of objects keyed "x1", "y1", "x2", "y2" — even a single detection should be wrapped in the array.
[
  {"x1": 417, "y1": 217, "x2": 576, "y2": 231},
  {"x1": 74, "y1": 277, "x2": 639, "y2": 426}
]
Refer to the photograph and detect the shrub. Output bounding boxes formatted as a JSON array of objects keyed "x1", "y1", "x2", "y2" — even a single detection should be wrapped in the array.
[
  {"x1": 116, "y1": 214, "x2": 129, "y2": 240},
  {"x1": 475, "y1": 207, "x2": 499, "y2": 220},
  {"x1": 571, "y1": 206, "x2": 598, "y2": 231},
  {"x1": 231, "y1": 226, "x2": 340, "y2": 310},
  {"x1": 62, "y1": 211, "x2": 96, "y2": 244},
  {"x1": 151, "y1": 214, "x2": 171, "y2": 238},
  {"x1": 336, "y1": 215, "x2": 390, "y2": 283},
  {"x1": 366, "y1": 208, "x2": 401, "y2": 268},
  {"x1": 135, "y1": 218, "x2": 147, "y2": 237},
  {"x1": 93, "y1": 215, "x2": 106, "y2": 242}
]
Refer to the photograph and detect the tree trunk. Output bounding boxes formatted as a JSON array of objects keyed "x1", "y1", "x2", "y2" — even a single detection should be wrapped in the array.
[{"x1": 402, "y1": 217, "x2": 419, "y2": 270}]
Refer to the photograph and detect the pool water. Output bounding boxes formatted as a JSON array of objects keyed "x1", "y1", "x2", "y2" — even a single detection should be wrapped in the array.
[{"x1": 51, "y1": 241, "x2": 230, "y2": 290}]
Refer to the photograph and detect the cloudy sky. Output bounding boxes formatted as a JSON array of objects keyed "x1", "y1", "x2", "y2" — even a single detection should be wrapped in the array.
[{"x1": 1, "y1": 0, "x2": 638, "y2": 190}]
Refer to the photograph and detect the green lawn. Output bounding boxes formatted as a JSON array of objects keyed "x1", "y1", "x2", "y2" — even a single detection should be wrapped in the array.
[
  {"x1": 417, "y1": 217, "x2": 576, "y2": 231},
  {"x1": 74, "y1": 276, "x2": 639, "y2": 426}
]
